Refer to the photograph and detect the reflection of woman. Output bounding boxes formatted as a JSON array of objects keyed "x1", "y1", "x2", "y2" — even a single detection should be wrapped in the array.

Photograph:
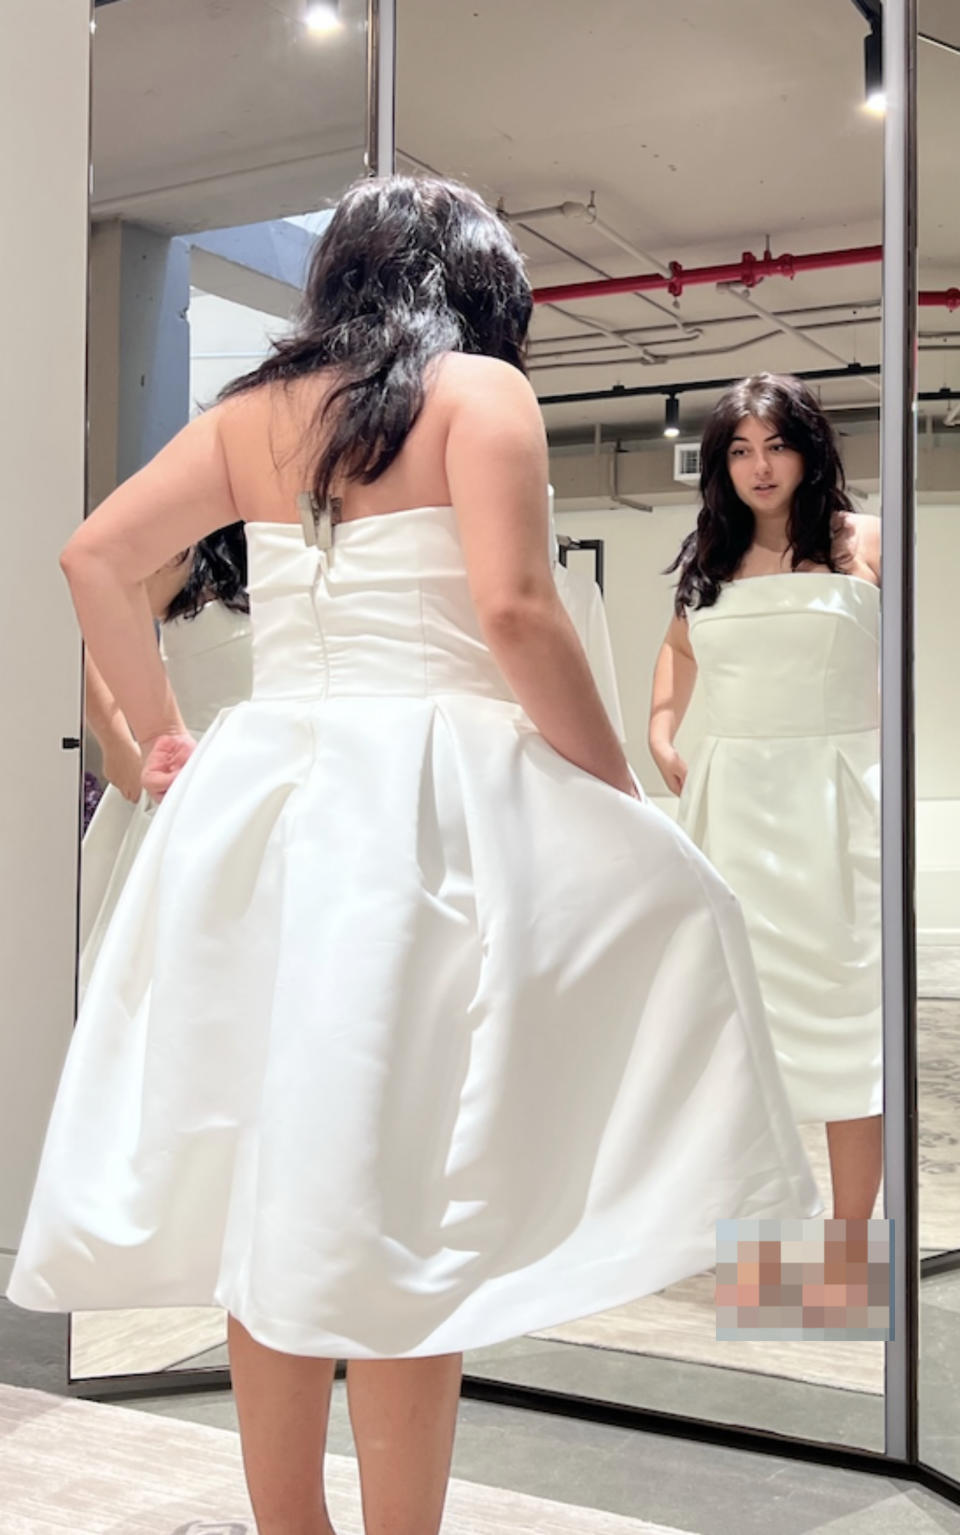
[
  {"x1": 650, "y1": 374, "x2": 882, "y2": 1220},
  {"x1": 9, "y1": 181, "x2": 816, "y2": 1535},
  {"x1": 79, "y1": 525, "x2": 252, "y2": 995}
]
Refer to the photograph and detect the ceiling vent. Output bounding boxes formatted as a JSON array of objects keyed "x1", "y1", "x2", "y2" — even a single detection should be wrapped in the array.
[{"x1": 673, "y1": 440, "x2": 702, "y2": 486}]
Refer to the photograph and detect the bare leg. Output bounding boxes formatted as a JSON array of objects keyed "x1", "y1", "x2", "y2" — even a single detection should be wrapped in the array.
[
  {"x1": 346, "y1": 1354, "x2": 462, "y2": 1535},
  {"x1": 227, "y1": 1313, "x2": 339, "y2": 1535},
  {"x1": 826, "y1": 1113, "x2": 883, "y2": 1219}
]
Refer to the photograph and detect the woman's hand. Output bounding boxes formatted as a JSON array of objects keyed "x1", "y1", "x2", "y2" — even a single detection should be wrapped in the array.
[
  {"x1": 651, "y1": 740, "x2": 688, "y2": 798},
  {"x1": 102, "y1": 735, "x2": 144, "y2": 803},
  {"x1": 140, "y1": 732, "x2": 197, "y2": 803}
]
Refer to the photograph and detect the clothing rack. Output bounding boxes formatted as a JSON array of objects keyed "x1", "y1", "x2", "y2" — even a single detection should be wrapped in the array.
[{"x1": 557, "y1": 536, "x2": 605, "y2": 595}]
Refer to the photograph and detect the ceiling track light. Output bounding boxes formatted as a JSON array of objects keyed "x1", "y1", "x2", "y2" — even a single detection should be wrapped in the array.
[
  {"x1": 305, "y1": 1, "x2": 342, "y2": 36},
  {"x1": 863, "y1": 23, "x2": 886, "y2": 115},
  {"x1": 663, "y1": 395, "x2": 680, "y2": 438}
]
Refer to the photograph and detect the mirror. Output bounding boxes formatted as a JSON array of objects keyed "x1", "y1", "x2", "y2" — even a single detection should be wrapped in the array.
[
  {"x1": 397, "y1": 0, "x2": 887, "y2": 1445},
  {"x1": 69, "y1": 0, "x2": 370, "y2": 1385},
  {"x1": 916, "y1": 0, "x2": 960, "y2": 1485}
]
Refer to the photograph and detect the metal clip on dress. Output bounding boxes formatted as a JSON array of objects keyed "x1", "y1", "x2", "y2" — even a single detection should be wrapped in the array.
[{"x1": 297, "y1": 491, "x2": 342, "y2": 551}]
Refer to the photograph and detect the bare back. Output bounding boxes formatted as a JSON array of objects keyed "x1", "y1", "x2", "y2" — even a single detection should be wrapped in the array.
[
  {"x1": 217, "y1": 358, "x2": 467, "y2": 528},
  {"x1": 74, "y1": 350, "x2": 555, "y2": 652}
]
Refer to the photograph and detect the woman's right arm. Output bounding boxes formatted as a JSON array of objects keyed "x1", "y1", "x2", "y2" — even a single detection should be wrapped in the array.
[
  {"x1": 81, "y1": 553, "x2": 193, "y2": 804},
  {"x1": 648, "y1": 613, "x2": 697, "y2": 796},
  {"x1": 443, "y1": 356, "x2": 637, "y2": 798},
  {"x1": 84, "y1": 656, "x2": 143, "y2": 803}
]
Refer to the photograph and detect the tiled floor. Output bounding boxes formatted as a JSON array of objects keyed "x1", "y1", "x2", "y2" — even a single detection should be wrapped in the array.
[{"x1": 4, "y1": 1299, "x2": 960, "y2": 1535}]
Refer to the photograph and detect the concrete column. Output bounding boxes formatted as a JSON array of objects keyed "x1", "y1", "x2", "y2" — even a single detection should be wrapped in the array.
[{"x1": 88, "y1": 221, "x2": 191, "y2": 504}]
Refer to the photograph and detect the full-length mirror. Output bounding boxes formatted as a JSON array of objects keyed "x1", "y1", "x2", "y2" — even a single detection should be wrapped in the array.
[
  {"x1": 916, "y1": 0, "x2": 960, "y2": 1486},
  {"x1": 70, "y1": 0, "x2": 370, "y2": 1385},
  {"x1": 396, "y1": 0, "x2": 888, "y2": 1446}
]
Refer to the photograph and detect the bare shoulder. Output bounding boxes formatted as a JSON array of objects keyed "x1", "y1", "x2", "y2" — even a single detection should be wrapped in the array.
[
  {"x1": 834, "y1": 509, "x2": 880, "y2": 578},
  {"x1": 432, "y1": 352, "x2": 540, "y2": 412},
  {"x1": 850, "y1": 510, "x2": 881, "y2": 547},
  {"x1": 849, "y1": 510, "x2": 881, "y2": 575},
  {"x1": 210, "y1": 383, "x2": 279, "y2": 436}
]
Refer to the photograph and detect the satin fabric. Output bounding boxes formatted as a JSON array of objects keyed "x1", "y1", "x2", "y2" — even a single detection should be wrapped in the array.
[
  {"x1": 554, "y1": 562, "x2": 626, "y2": 745},
  {"x1": 9, "y1": 507, "x2": 818, "y2": 1358},
  {"x1": 680, "y1": 574, "x2": 882, "y2": 1124},
  {"x1": 77, "y1": 603, "x2": 253, "y2": 996}
]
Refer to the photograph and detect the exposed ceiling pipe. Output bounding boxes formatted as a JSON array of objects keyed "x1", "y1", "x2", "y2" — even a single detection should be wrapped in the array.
[
  {"x1": 545, "y1": 301, "x2": 663, "y2": 365},
  {"x1": 532, "y1": 244, "x2": 884, "y2": 305},
  {"x1": 507, "y1": 199, "x2": 670, "y2": 277},
  {"x1": 720, "y1": 284, "x2": 882, "y2": 393},
  {"x1": 592, "y1": 420, "x2": 648, "y2": 511},
  {"x1": 508, "y1": 203, "x2": 572, "y2": 221},
  {"x1": 517, "y1": 219, "x2": 698, "y2": 341},
  {"x1": 532, "y1": 244, "x2": 959, "y2": 311},
  {"x1": 529, "y1": 298, "x2": 885, "y2": 351},
  {"x1": 920, "y1": 289, "x2": 960, "y2": 311},
  {"x1": 608, "y1": 439, "x2": 654, "y2": 513},
  {"x1": 530, "y1": 330, "x2": 960, "y2": 372},
  {"x1": 504, "y1": 198, "x2": 698, "y2": 337},
  {"x1": 528, "y1": 312, "x2": 894, "y2": 372},
  {"x1": 530, "y1": 328, "x2": 789, "y2": 372}
]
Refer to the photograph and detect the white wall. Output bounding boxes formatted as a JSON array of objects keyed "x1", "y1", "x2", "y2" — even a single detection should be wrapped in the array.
[
  {"x1": 0, "y1": 3, "x2": 90, "y2": 1287},
  {"x1": 916, "y1": 503, "x2": 960, "y2": 941},
  {"x1": 556, "y1": 499, "x2": 960, "y2": 943}
]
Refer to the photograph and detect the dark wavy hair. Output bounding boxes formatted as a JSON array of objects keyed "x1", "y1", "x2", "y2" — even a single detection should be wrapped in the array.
[
  {"x1": 667, "y1": 374, "x2": 857, "y2": 613},
  {"x1": 217, "y1": 174, "x2": 533, "y2": 507},
  {"x1": 164, "y1": 521, "x2": 249, "y2": 622}
]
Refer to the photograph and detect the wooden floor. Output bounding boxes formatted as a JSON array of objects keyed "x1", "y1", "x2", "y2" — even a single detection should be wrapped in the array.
[{"x1": 0, "y1": 1383, "x2": 693, "y2": 1535}]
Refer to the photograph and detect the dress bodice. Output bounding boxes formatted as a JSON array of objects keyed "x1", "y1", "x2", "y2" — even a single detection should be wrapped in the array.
[
  {"x1": 245, "y1": 506, "x2": 515, "y2": 703},
  {"x1": 686, "y1": 574, "x2": 880, "y2": 738},
  {"x1": 159, "y1": 601, "x2": 253, "y2": 735}
]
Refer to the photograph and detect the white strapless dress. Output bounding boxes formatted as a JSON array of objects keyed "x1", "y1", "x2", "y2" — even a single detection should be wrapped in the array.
[
  {"x1": 8, "y1": 507, "x2": 818, "y2": 1359},
  {"x1": 680, "y1": 574, "x2": 882, "y2": 1125},
  {"x1": 78, "y1": 602, "x2": 253, "y2": 996}
]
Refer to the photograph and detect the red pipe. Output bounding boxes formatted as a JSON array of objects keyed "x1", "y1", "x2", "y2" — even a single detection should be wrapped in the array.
[
  {"x1": 532, "y1": 242, "x2": 959, "y2": 312},
  {"x1": 919, "y1": 289, "x2": 960, "y2": 312},
  {"x1": 532, "y1": 245, "x2": 884, "y2": 304}
]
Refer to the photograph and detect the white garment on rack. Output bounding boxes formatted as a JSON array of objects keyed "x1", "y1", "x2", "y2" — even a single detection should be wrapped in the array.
[
  {"x1": 547, "y1": 486, "x2": 626, "y2": 744},
  {"x1": 78, "y1": 602, "x2": 253, "y2": 996}
]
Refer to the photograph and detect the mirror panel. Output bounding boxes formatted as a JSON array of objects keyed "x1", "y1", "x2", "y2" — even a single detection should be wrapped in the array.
[
  {"x1": 70, "y1": 0, "x2": 369, "y2": 1385},
  {"x1": 398, "y1": 0, "x2": 887, "y2": 1446}
]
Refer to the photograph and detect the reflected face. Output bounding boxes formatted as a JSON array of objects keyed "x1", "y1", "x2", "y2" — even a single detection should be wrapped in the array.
[{"x1": 726, "y1": 415, "x2": 805, "y2": 519}]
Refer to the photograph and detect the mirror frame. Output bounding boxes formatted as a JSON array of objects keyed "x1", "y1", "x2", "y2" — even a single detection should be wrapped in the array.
[
  {"x1": 65, "y1": 0, "x2": 394, "y2": 1402},
  {"x1": 72, "y1": 5, "x2": 960, "y2": 1517}
]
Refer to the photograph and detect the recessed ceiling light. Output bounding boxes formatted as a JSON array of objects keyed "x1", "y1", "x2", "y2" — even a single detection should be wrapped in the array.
[{"x1": 305, "y1": 2, "x2": 341, "y2": 35}]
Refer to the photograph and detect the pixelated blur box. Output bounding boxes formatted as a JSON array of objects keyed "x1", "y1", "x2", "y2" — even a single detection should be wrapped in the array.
[{"x1": 715, "y1": 1218, "x2": 892, "y2": 1341}]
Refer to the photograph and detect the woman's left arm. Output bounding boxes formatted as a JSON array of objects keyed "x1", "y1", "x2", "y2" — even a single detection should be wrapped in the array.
[{"x1": 61, "y1": 408, "x2": 239, "y2": 753}]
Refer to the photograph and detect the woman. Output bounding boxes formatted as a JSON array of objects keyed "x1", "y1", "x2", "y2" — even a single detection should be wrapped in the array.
[
  {"x1": 79, "y1": 523, "x2": 252, "y2": 995},
  {"x1": 9, "y1": 182, "x2": 816, "y2": 1535},
  {"x1": 650, "y1": 374, "x2": 882, "y2": 1223}
]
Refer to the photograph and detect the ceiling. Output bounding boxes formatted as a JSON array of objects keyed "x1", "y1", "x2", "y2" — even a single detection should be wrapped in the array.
[
  {"x1": 90, "y1": 0, "x2": 368, "y2": 233},
  {"x1": 91, "y1": 0, "x2": 960, "y2": 438}
]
